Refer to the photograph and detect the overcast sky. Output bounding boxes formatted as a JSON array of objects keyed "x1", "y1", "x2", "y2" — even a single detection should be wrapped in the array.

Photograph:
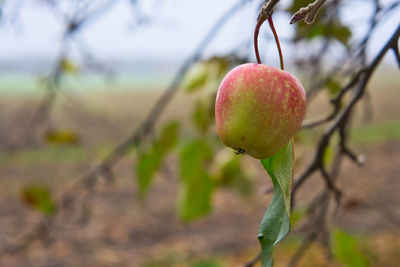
[{"x1": 0, "y1": 0, "x2": 399, "y2": 71}]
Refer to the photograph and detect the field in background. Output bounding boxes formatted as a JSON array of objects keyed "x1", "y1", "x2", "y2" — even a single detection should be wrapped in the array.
[{"x1": 0, "y1": 68, "x2": 399, "y2": 266}]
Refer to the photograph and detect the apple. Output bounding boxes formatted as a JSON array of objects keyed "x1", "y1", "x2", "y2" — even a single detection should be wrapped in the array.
[{"x1": 215, "y1": 63, "x2": 306, "y2": 159}]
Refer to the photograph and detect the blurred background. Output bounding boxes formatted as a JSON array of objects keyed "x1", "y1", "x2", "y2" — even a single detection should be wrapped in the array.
[{"x1": 0, "y1": 0, "x2": 399, "y2": 266}]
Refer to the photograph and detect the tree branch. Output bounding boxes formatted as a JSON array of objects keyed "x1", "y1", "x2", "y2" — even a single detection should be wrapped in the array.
[{"x1": 292, "y1": 23, "x2": 400, "y2": 206}]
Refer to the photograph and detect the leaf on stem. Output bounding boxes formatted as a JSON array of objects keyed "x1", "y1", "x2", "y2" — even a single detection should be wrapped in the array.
[{"x1": 258, "y1": 140, "x2": 294, "y2": 267}]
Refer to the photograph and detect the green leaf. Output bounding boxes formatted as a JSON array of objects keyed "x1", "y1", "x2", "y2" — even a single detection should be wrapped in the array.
[
  {"x1": 290, "y1": 206, "x2": 308, "y2": 226},
  {"x1": 303, "y1": 23, "x2": 352, "y2": 45},
  {"x1": 323, "y1": 131, "x2": 339, "y2": 168},
  {"x1": 136, "y1": 122, "x2": 179, "y2": 196},
  {"x1": 262, "y1": 141, "x2": 293, "y2": 216},
  {"x1": 217, "y1": 155, "x2": 253, "y2": 197},
  {"x1": 179, "y1": 140, "x2": 215, "y2": 221},
  {"x1": 182, "y1": 62, "x2": 209, "y2": 92},
  {"x1": 45, "y1": 130, "x2": 79, "y2": 145},
  {"x1": 158, "y1": 121, "x2": 180, "y2": 150},
  {"x1": 332, "y1": 228, "x2": 370, "y2": 267},
  {"x1": 60, "y1": 58, "x2": 79, "y2": 74},
  {"x1": 208, "y1": 56, "x2": 229, "y2": 78},
  {"x1": 182, "y1": 57, "x2": 230, "y2": 93},
  {"x1": 192, "y1": 98, "x2": 214, "y2": 134},
  {"x1": 330, "y1": 24, "x2": 352, "y2": 45},
  {"x1": 137, "y1": 147, "x2": 164, "y2": 195},
  {"x1": 21, "y1": 185, "x2": 56, "y2": 215},
  {"x1": 326, "y1": 77, "x2": 341, "y2": 95},
  {"x1": 259, "y1": 140, "x2": 294, "y2": 267}
]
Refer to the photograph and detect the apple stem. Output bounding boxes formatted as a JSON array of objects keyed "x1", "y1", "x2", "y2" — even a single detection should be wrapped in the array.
[
  {"x1": 254, "y1": 18, "x2": 263, "y2": 64},
  {"x1": 267, "y1": 16, "x2": 284, "y2": 70},
  {"x1": 253, "y1": 14, "x2": 285, "y2": 70}
]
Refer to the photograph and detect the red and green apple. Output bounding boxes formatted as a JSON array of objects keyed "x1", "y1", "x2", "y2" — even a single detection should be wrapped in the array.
[{"x1": 215, "y1": 63, "x2": 306, "y2": 159}]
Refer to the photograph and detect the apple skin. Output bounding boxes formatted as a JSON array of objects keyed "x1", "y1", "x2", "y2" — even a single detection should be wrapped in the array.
[{"x1": 215, "y1": 63, "x2": 306, "y2": 159}]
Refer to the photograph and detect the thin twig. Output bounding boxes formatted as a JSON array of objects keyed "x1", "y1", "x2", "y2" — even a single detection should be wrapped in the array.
[
  {"x1": 243, "y1": 252, "x2": 261, "y2": 267},
  {"x1": 290, "y1": 0, "x2": 327, "y2": 24}
]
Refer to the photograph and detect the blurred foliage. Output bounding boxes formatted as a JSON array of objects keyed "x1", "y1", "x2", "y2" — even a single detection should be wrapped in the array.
[
  {"x1": 183, "y1": 62, "x2": 209, "y2": 92},
  {"x1": 290, "y1": 206, "x2": 308, "y2": 226},
  {"x1": 326, "y1": 77, "x2": 341, "y2": 96},
  {"x1": 0, "y1": 145, "x2": 112, "y2": 167},
  {"x1": 179, "y1": 140, "x2": 215, "y2": 221},
  {"x1": 192, "y1": 96, "x2": 215, "y2": 134},
  {"x1": 172, "y1": 53, "x2": 261, "y2": 221},
  {"x1": 332, "y1": 228, "x2": 370, "y2": 267},
  {"x1": 60, "y1": 58, "x2": 79, "y2": 74},
  {"x1": 136, "y1": 121, "x2": 179, "y2": 196},
  {"x1": 323, "y1": 132, "x2": 339, "y2": 168},
  {"x1": 351, "y1": 120, "x2": 400, "y2": 144},
  {"x1": 215, "y1": 153, "x2": 253, "y2": 197},
  {"x1": 303, "y1": 22, "x2": 352, "y2": 45},
  {"x1": 182, "y1": 57, "x2": 229, "y2": 92},
  {"x1": 21, "y1": 185, "x2": 56, "y2": 215},
  {"x1": 45, "y1": 129, "x2": 80, "y2": 145}
]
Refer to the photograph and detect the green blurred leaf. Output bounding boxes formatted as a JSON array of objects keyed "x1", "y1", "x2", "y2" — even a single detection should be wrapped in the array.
[
  {"x1": 259, "y1": 140, "x2": 294, "y2": 267},
  {"x1": 60, "y1": 58, "x2": 79, "y2": 74},
  {"x1": 136, "y1": 122, "x2": 179, "y2": 196},
  {"x1": 137, "y1": 147, "x2": 164, "y2": 196},
  {"x1": 330, "y1": 24, "x2": 352, "y2": 45},
  {"x1": 158, "y1": 121, "x2": 180, "y2": 150},
  {"x1": 323, "y1": 144, "x2": 333, "y2": 167},
  {"x1": 21, "y1": 185, "x2": 56, "y2": 215},
  {"x1": 326, "y1": 77, "x2": 341, "y2": 95},
  {"x1": 182, "y1": 63, "x2": 209, "y2": 92},
  {"x1": 217, "y1": 155, "x2": 253, "y2": 197},
  {"x1": 208, "y1": 56, "x2": 229, "y2": 78},
  {"x1": 179, "y1": 140, "x2": 215, "y2": 221},
  {"x1": 332, "y1": 228, "x2": 370, "y2": 267},
  {"x1": 183, "y1": 57, "x2": 230, "y2": 92},
  {"x1": 192, "y1": 98, "x2": 214, "y2": 134},
  {"x1": 290, "y1": 206, "x2": 308, "y2": 226},
  {"x1": 45, "y1": 130, "x2": 79, "y2": 145},
  {"x1": 323, "y1": 132, "x2": 338, "y2": 168},
  {"x1": 302, "y1": 23, "x2": 352, "y2": 45}
]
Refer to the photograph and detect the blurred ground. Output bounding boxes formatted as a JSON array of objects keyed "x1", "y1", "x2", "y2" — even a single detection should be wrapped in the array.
[{"x1": 0, "y1": 70, "x2": 399, "y2": 267}]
